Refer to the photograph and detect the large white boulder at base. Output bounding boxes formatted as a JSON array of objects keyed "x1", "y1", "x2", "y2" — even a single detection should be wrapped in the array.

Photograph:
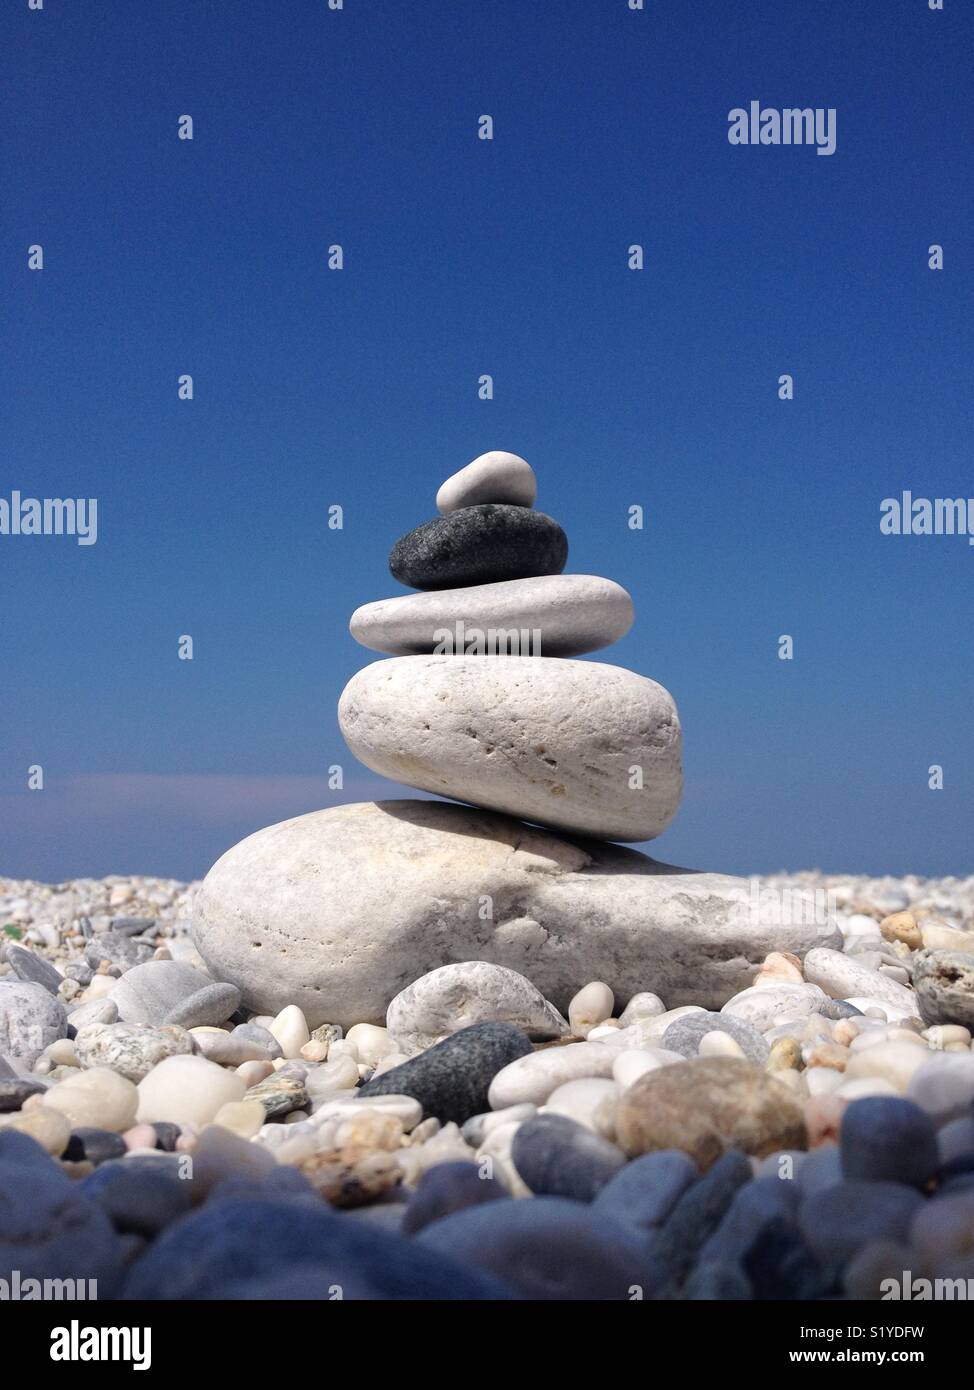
[
  {"x1": 338, "y1": 655, "x2": 682, "y2": 842},
  {"x1": 192, "y1": 800, "x2": 841, "y2": 1029}
]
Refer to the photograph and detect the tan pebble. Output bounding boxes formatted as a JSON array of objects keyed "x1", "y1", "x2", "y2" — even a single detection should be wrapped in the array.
[
  {"x1": 767, "y1": 1037, "x2": 801, "y2": 1071},
  {"x1": 879, "y1": 911, "x2": 922, "y2": 949},
  {"x1": 153, "y1": 947, "x2": 172, "y2": 960},
  {"x1": 235, "y1": 1060, "x2": 274, "y2": 1086},
  {"x1": 753, "y1": 951, "x2": 804, "y2": 985},
  {"x1": 42, "y1": 1068, "x2": 138, "y2": 1132},
  {"x1": 283, "y1": 1110, "x2": 309, "y2": 1124},
  {"x1": 334, "y1": 1112, "x2": 404, "y2": 1150},
  {"x1": 80, "y1": 975, "x2": 115, "y2": 1001},
  {"x1": 300, "y1": 1040, "x2": 330, "y2": 1063},
  {"x1": 923, "y1": 1025, "x2": 972, "y2": 1051},
  {"x1": 44, "y1": 1039, "x2": 79, "y2": 1067},
  {"x1": 769, "y1": 1067, "x2": 802, "y2": 1095},
  {"x1": 833, "y1": 1020, "x2": 860, "y2": 1047},
  {"x1": 920, "y1": 922, "x2": 973, "y2": 951},
  {"x1": 213, "y1": 1099, "x2": 265, "y2": 1139},
  {"x1": 298, "y1": 1145, "x2": 403, "y2": 1208},
  {"x1": 804, "y1": 1093, "x2": 846, "y2": 1147},
  {"x1": 1, "y1": 1105, "x2": 71, "y2": 1155},
  {"x1": 805, "y1": 1042, "x2": 849, "y2": 1072},
  {"x1": 614, "y1": 1057, "x2": 806, "y2": 1169}
]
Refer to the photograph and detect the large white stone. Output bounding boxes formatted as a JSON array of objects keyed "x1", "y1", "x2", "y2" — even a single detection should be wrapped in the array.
[
  {"x1": 338, "y1": 655, "x2": 682, "y2": 842},
  {"x1": 349, "y1": 575, "x2": 635, "y2": 658},
  {"x1": 436, "y1": 450, "x2": 536, "y2": 514},
  {"x1": 193, "y1": 800, "x2": 842, "y2": 1029}
]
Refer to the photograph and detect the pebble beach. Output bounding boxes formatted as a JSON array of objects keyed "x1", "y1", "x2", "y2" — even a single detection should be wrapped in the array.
[{"x1": 3, "y1": 868, "x2": 974, "y2": 1301}]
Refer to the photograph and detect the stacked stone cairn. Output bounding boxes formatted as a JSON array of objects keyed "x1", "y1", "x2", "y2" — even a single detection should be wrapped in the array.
[{"x1": 194, "y1": 451, "x2": 832, "y2": 1028}]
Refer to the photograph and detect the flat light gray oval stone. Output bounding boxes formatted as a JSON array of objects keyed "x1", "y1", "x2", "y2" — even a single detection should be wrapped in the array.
[
  {"x1": 4, "y1": 944, "x2": 64, "y2": 995},
  {"x1": 349, "y1": 574, "x2": 634, "y2": 658},
  {"x1": 436, "y1": 451, "x2": 536, "y2": 514},
  {"x1": 109, "y1": 960, "x2": 239, "y2": 1028},
  {"x1": 662, "y1": 1011, "x2": 770, "y2": 1064},
  {"x1": 339, "y1": 656, "x2": 682, "y2": 842},
  {"x1": 193, "y1": 799, "x2": 842, "y2": 1029}
]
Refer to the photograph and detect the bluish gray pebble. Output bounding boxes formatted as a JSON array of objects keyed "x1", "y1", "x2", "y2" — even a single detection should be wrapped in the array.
[
  {"x1": 650, "y1": 1150, "x2": 753, "y2": 1291},
  {"x1": 684, "y1": 1259, "x2": 752, "y2": 1300},
  {"x1": 401, "y1": 1161, "x2": 507, "y2": 1235},
  {"x1": 817, "y1": 1000, "x2": 864, "y2": 1020},
  {"x1": 418, "y1": 1196, "x2": 656, "y2": 1300},
  {"x1": 593, "y1": 1149, "x2": 699, "y2": 1232},
  {"x1": 798, "y1": 1180, "x2": 924, "y2": 1266},
  {"x1": 63, "y1": 1128, "x2": 128, "y2": 1165},
  {"x1": 81, "y1": 1157, "x2": 193, "y2": 1237},
  {"x1": 0, "y1": 1133, "x2": 124, "y2": 1293},
  {"x1": 123, "y1": 1197, "x2": 515, "y2": 1300},
  {"x1": 840, "y1": 1097, "x2": 939, "y2": 1189},
  {"x1": 511, "y1": 1113, "x2": 627, "y2": 1201},
  {"x1": 698, "y1": 1175, "x2": 799, "y2": 1266}
]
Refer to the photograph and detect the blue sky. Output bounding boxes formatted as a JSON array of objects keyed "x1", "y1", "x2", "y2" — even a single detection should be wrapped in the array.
[{"x1": 2, "y1": 0, "x2": 972, "y2": 883}]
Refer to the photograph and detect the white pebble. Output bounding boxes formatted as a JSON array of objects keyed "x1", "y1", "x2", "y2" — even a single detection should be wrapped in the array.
[
  {"x1": 488, "y1": 1042, "x2": 617, "y2": 1108},
  {"x1": 617, "y1": 992, "x2": 666, "y2": 1026},
  {"x1": 304, "y1": 1055, "x2": 359, "y2": 1096},
  {"x1": 698, "y1": 1030, "x2": 746, "y2": 1059},
  {"x1": 268, "y1": 1005, "x2": 311, "y2": 1059},
  {"x1": 42, "y1": 1067, "x2": 138, "y2": 1133},
  {"x1": 611, "y1": 1047, "x2": 682, "y2": 1088},
  {"x1": 136, "y1": 1054, "x2": 246, "y2": 1129},
  {"x1": 568, "y1": 982, "x2": 614, "y2": 1038},
  {"x1": 346, "y1": 1024, "x2": 398, "y2": 1066},
  {"x1": 544, "y1": 1078, "x2": 620, "y2": 1136}
]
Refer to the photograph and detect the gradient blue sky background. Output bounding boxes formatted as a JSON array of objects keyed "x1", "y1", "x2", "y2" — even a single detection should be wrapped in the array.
[{"x1": 2, "y1": 0, "x2": 972, "y2": 884}]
